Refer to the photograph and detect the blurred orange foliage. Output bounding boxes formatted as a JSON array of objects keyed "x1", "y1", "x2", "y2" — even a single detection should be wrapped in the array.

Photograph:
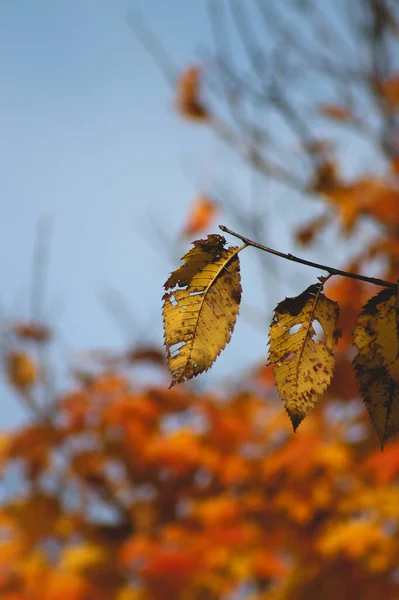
[
  {"x1": 181, "y1": 195, "x2": 218, "y2": 237},
  {"x1": 176, "y1": 65, "x2": 210, "y2": 121},
  {"x1": 1, "y1": 349, "x2": 399, "y2": 599}
]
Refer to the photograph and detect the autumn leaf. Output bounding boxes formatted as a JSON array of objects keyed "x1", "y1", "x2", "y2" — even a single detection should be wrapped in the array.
[
  {"x1": 6, "y1": 351, "x2": 37, "y2": 390},
  {"x1": 163, "y1": 234, "x2": 242, "y2": 386},
  {"x1": 365, "y1": 441, "x2": 399, "y2": 484},
  {"x1": 125, "y1": 346, "x2": 166, "y2": 367},
  {"x1": 311, "y1": 160, "x2": 340, "y2": 193},
  {"x1": 353, "y1": 288, "x2": 399, "y2": 447},
  {"x1": 268, "y1": 282, "x2": 340, "y2": 430},
  {"x1": 326, "y1": 274, "x2": 365, "y2": 352},
  {"x1": 318, "y1": 519, "x2": 387, "y2": 560},
  {"x1": 378, "y1": 74, "x2": 399, "y2": 109},
  {"x1": 11, "y1": 321, "x2": 51, "y2": 343},
  {"x1": 319, "y1": 103, "x2": 354, "y2": 121},
  {"x1": 60, "y1": 543, "x2": 107, "y2": 573},
  {"x1": 181, "y1": 195, "x2": 218, "y2": 237},
  {"x1": 176, "y1": 65, "x2": 210, "y2": 121},
  {"x1": 316, "y1": 177, "x2": 399, "y2": 232},
  {"x1": 295, "y1": 214, "x2": 330, "y2": 246}
]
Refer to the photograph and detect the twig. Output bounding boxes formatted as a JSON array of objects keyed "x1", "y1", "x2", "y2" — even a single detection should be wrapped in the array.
[
  {"x1": 219, "y1": 224, "x2": 396, "y2": 289},
  {"x1": 31, "y1": 217, "x2": 52, "y2": 323}
]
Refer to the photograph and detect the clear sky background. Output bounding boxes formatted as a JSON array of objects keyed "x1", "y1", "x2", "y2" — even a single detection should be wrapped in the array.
[{"x1": 0, "y1": 1, "x2": 377, "y2": 428}]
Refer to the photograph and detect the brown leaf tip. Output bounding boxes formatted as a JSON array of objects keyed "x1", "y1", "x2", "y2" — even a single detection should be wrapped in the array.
[{"x1": 288, "y1": 410, "x2": 304, "y2": 433}]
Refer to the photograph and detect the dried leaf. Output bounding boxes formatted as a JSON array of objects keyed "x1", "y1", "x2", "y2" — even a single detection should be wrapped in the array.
[
  {"x1": 11, "y1": 321, "x2": 51, "y2": 343},
  {"x1": 311, "y1": 160, "x2": 340, "y2": 193},
  {"x1": 163, "y1": 235, "x2": 242, "y2": 386},
  {"x1": 125, "y1": 346, "x2": 166, "y2": 367},
  {"x1": 317, "y1": 177, "x2": 399, "y2": 232},
  {"x1": 295, "y1": 214, "x2": 330, "y2": 246},
  {"x1": 268, "y1": 282, "x2": 340, "y2": 430},
  {"x1": 182, "y1": 196, "x2": 217, "y2": 237},
  {"x1": 353, "y1": 288, "x2": 399, "y2": 447},
  {"x1": 176, "y1": 66, "x2": 210, "y2": 121},
  {"x1": 319, "y1": 103, "x2": 354, "y2": 121},
  {"x1": 378, "y1": 75, "x2": 399, "y2": 109}
]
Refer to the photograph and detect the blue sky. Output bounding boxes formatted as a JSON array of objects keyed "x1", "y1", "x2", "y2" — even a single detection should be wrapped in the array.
[
  {"x1": 1, "y1": 1, "x2": 261, "y2": 427},
  {"x1": 0, "y1": 1, "x2": 216, "y2": 424},
  {"x1": 0, "y1": 1, "x2": 378, "y2": 427}
]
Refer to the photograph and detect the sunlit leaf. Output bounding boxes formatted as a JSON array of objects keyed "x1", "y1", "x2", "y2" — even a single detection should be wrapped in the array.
[
  {"x1": 163, "y1": 234, "x2": 242, "y2": 385},
  {"x1": 353, "y1": 288, "x2": 399, "y2": 447},
  {"x1": 268, "y1": 282, "x2": 340, "y2": 429}
]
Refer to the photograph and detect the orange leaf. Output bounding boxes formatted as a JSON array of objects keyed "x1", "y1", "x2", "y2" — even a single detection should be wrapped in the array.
[
  {"x1": 193, "y1": 497, "x2": 241, "y2": 527},
  {"x1": 318, "y1": 177, "x2": 399, "y2": 232},
  {"x1": 326, "y1": 276, "x2": 364, "y2": 352},
  {"x1": 181, "y1": 195, "x2": 217, "y2": 237},
  {"x1": 365, "y1": 441, "x2": 399, "y2": 484},
  {"x1": 8, "y1": 424, "x2": 60, "y2": 477},
  {"x1": 252, "y1": 550, "x2": 287, "y2": 580},
  {"x1": 43, "y1": 571, "x2": 93, "y2": 600},
  {"x1": 176, "y1": 65, "x2": 210, "y2": 121}
]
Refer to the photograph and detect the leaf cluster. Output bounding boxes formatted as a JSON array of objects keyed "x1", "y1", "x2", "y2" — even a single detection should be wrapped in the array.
[{"x1": 163, "y1": 233, "x2": 399, "y2": 447}]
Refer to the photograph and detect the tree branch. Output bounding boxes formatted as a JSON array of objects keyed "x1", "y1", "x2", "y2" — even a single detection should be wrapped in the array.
[{"x1": 220, "y1": 224, "x2": 397, "y2": 289}]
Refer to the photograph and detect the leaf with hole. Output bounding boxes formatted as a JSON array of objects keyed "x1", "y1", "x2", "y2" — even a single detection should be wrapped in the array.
[
  {"x1": 268, "y1": 282, "x2": 340, "y2": 430},
  {"x1": 163, "y1": 235, "x2": 242, "y2": 386},
  {"x1": 353, "y1": 288, "x2": 399, "y2": 447}
]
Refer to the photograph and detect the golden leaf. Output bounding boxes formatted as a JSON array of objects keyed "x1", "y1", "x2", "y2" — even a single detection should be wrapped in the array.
[
  {"x1": 353, "y1": 288, "x2": 399, "y2": 447},
  {"x1": 268, "y1": 282, "x2": 340, "y2": 430},
  {"x1": 60, "y1": 543, "x2": 106, "y2": 573},
  {"x1": 6, "y1": 351, "x2": 37, "y2": 390},
  {"x1": 163, "y1": 234, "x2": 242, "y2": 386}
]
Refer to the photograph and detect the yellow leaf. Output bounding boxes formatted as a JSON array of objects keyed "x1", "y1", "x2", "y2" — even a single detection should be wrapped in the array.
[
  {"x1": 60, "y1": 543, "x2": 106, "y2": 573},
  {"x1": 318, "y1": 519, "x2": 386, "y2": 560},
  {"x1": 353, "y1": 288, "x2": 399, "y2": 447},
  {"x1": 6, "y1": 351, "x2": 37, "y2": 390},
  {"x1": 268, "y1": 282, "x2": 339, "y2": 429},
  {"x1": 163, "y1": 234, "x2": 242, "y2": 386}
]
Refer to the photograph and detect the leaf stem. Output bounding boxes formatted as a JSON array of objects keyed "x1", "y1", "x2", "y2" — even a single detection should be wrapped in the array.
[{"x1": 219, "y1": 225, "x2": 397, "y2": 289}]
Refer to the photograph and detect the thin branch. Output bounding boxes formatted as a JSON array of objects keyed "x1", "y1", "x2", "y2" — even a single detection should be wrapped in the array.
[
  {"x1": 31, "y1": 217, "x2": 52, "y2": 323},
  {"x1": 219, "y1": 224, "x2": 396, "y2": 289},
  {"x1": 126, "y1": 12, "x2": 178, "y2": 86}
]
